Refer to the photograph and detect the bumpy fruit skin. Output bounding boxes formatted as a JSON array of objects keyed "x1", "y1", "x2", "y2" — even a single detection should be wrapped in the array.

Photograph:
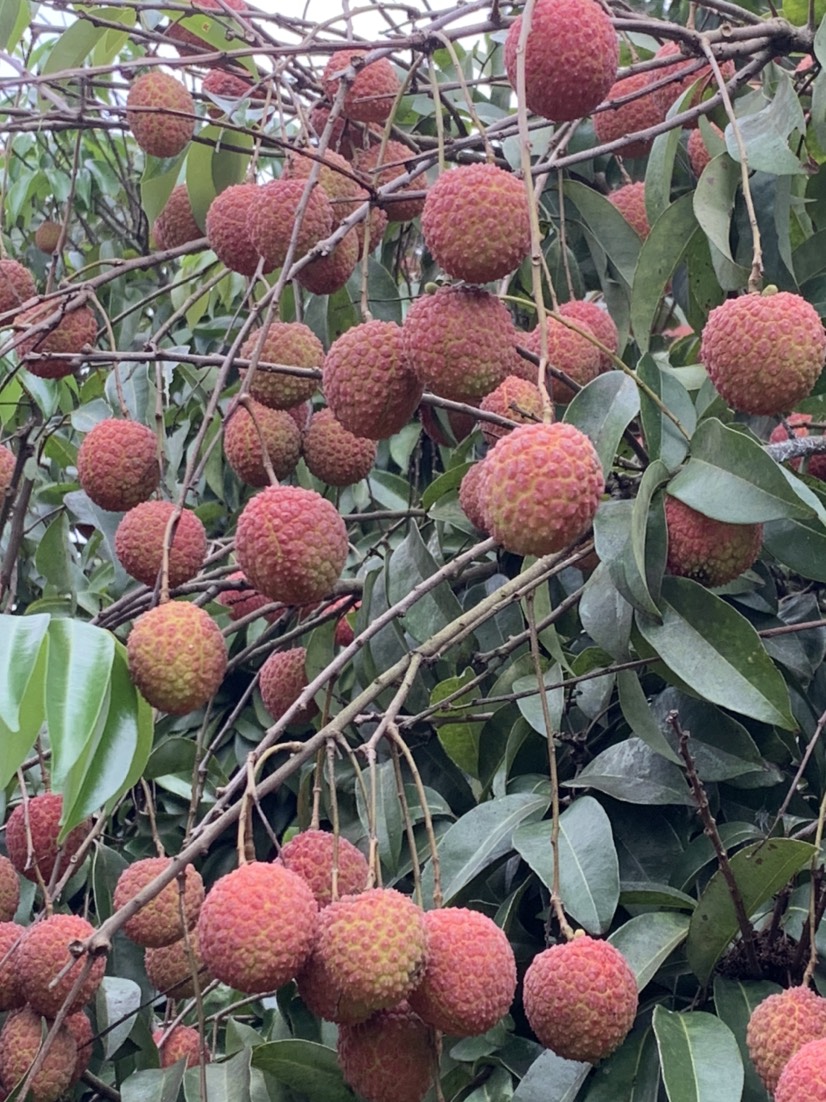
[
  {"x1": 153, "y1": 185, "x2": 203, "y2": 251},
  {"x1": 34, "y1": 221, "x2": 61, "y2": 254},
  {"x1": 746, "y1": 986, "x2": 826, "y2": 1093},
  {"x1": 404, "y1": 286, "x2": 522, "y2": 403},
  {"x1": 664, "y1": 496, "x2": 762, "y2": 586},
  {"x1": 505, "y1": 0, "x2": 618, "y2": 122},
  {"x1": 479, "y1": 375, "x2": 544, "y2": 444},
  {"x1": 0, "y1": 444, "x2": 13, "y2": 495},
  {"x1": 166, "y1": 0, "x2": 247, "y2": 52},
  {"x1": 357, "y1": 140, "x2": 426, "y2": 223},
  {"x1": 308, "y1": 102, "x2": 380, "y2": 161},
  {"x1": 296, "y1": 948, "x2": 351, "y2": 1021},
  {"x1": 559, "y1": 299, "x2": 619, "y2": 373},
  {"x1": 594, "y1": 71, "x2": 665, "y2": 158},
  {"x1": 115, "y1": 500, "x2": 207, "y2": 588},
  {"x1": 197, "y1": 861, "x2": 318, "y2": 993},
  {"x1": 114, "y1": 857, "x2": 204, "y2": 948},
  {"x1": 15, "y1": 913, "x2": 106, "y2": 1016},
  {"x1": 480, "y1": 422, "x2": 604, "y2": 557},
  {"x1": 322, "y1": 49, "x2": 400, "y2": 124},
  {"x1": 153, "y1": 1025, "x2": 208, "y2": 1068},
  {"x1": 77, "y1": 418, "x2": 160, "y2": 513},
  {"x1": 608, "y1": 181, "x2": 650, "y2": 238},
  {"x1": 202, "y1": 67, "x2": 266, "y2": 117},
  {"x1": 284, "y1": 149, "x2": 366, "y2": 221},
  {"x1": 338, "y1": 1003, "x2": 433, "y2": 1102},
  {"x1": 223, "y1": 400, "x2": 301, "y2": 486},
  {"x1": 16, "y1": 301, "x2": 97, "y2": 379},
  {"x1": 0, "y1": 259, "x2": 36, "y2": 319},
  {"x1": 318, "y1": 888, "x2": 427, "y2": 1018},
  {"x1": 770, "y1": 413, "x2": 826, "y2": 479},
  {"x1": 6, "y1": 793, "x2": 89, "y2": 885},
  {"x1": 258, "y1": 646, "x2": 316, "y2": 725},
  {"x1": 239, "y1": 322, "x2": 322, "y2": 409},
  {"x1": 701, "y1": 291, "x2": 826, "y2": 415},
  {"x1": 235, "y1": 485, "x2": 348, "y2": 605},
  {"x1": 421, "y1": 164, "x2": 531, "y2": 284},
  {"x1": 146, "y1": 929, "x2": 212, "y2": 998},
  {"x1": 409, "y1": 908, "x2": 516, "y2": 1036},
  {"x1": 126, "y1": 71, "x2": 196, "y2": 158},
  {"x1": 0, "y1": 1007, "x2": 77, "y2": 1102},
  {"x1": 0, "y1": 922, "x2": 24, "y2": 1010},
  {"x1": 524, "y1": 935, "x2": 637, "y2": 1062},
  {"x1": 775, "y1": 1036, "x2": 826, "y2": 1102},
  {"x1": 215, "y1": 570, "x2": 275, "y2": 623},
  {"x1": 127, "y1": 601, "x2": 227, "y2": 715},
  {"x1": 0, "y1": 857, "x2": 19, "y2": 922},
  {"x1": 459, "y1": 462, "x2": 490, "y2": 532},
  {"x1": 206, "y1": 184, "x2": 261, "y2": 276},
  {"x1": 652, "y1": 41, "x2": 735, "y2": 126},
  {"x1": 520, "y1": 317, "x2": 601, "y2": 401},
  {"x1": 66, "y1": 1011, "x2": 94, "y2": 1084},
  {"x1": 247, "y1": 179, "x2": 333, "y2": 273},
  {"x1": 324, "y1": 320, "x2": 423, "y2": 439},
  {"x1": 296, "y1": 228, "x2": 359, "y2": 295},
  {"x1": 357, "y1": 206, "x2": 389, "y2": 257},
  {"x1": 279, "y1": 829, "x2": 369, "y2": 908},
  {"x1": 687, "y1": 123, "x2": 723, "y2": 176},
  {"x1": 302, "y1": 408, "x2": 377, "y2": 487}
]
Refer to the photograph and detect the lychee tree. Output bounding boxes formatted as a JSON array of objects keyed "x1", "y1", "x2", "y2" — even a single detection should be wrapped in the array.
[{"x1": 4, "y1": 0, "x2": 826, "y2": 1099}]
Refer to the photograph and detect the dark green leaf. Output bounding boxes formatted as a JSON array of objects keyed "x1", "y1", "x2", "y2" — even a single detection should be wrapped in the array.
[
  {"x1": 632, "y1": 193, "x2": 699, "y2": 354},
  {"x1": 251, "y1": 1040, "x2": 354, "y2": 1101},
  {"x1": 567, "y1": 738, "x2": 694, "y2": 806},
  {"x1": 564, "y1": 372, "x2": 640, "y2": 477},
  {"x1": 713, "y1": 977, "x2": 777, "y2": 1102},
  {"x1": 653, "y1": 1006, "x2": 744, "y2": 1102}
]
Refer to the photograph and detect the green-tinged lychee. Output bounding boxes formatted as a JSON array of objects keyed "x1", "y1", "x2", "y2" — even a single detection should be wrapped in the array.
[
  {"x1": 664, "y1": 495, "x2": 762, "y2": 586},
  {"x1": 421, "y1": 163, "x2": 531, "y2": 284},
  {"x1": 408, "y1": 908, "x2": 516, "y2": 1036},
  {"x1": 279, "y1": 829, "x2": 369, "y2": 908},
  {"x1": 746, "y1": 985, "x2": 826, "y2": 1094},
  {"x1": 302, "y1": 409, "x2": 377, "y2": 487},
  {"x1": 505, "y1": 0, "x2": 618, "y2": 122},
  {"x1": 127, "y1": 601, "x2": 227, "y2": 714},
  {"x1": 323, "y1": 320, "x2": 423, "y2": 439},
  {"x1": 16, "y1": 300, "x2": 97, "y2": 379},
  {"x1": 519, "y1": 316, "x2": 601, "y2": 401},
  {"x1": 770, "y1": 413, "x2": 826, "y2": 479},
  {"x1": 205, "y1": 183, "x2": 261, "y2": 276},
  {"x1": 404, "y1": 286, "x2": 521, "y2": 403},
  {"x1": 0, "y1": 444, "x2": 13, "y2": 495},
  {"x1": 775, "y1": 1036, "x2": 826, "y2": 1101},
  {"x1": 0, "y1": 1007, "x2": 77, "y2": 1102},
  {"x1": 15, "y1": 913, "x2": 106, "y2": 1016},
  {"x1": 145, "y1": 929, "x2": 212, "y2": 999},
  {"x1": 559, "y1": 299, "x2": 619, "y2": 373},
  {"x1": 700, "y1": 291, "x2": 826, "y2": 415},
  {"x1": 6, "y1": 793, "x2": 90, "y2": 885},
  {"x1": 113, "y1": 857, "x2": 204, "y2": 948},
  {"x1": 165, "y1": 0, "x2": 247, "y2": 52},
  {"x1": 126, "y1": 71, "x2": 196, "y2": 158},
  {"x1": 0, "y1": 258, "x2": 36, "y2": 319},
  {"x1": 321, "y1": 48, "x2": 400, "y2": 124},
  {"x1": 153, "y1": 1024, "x2": 209, "y2": 1068},
  {"x1": 239, "y1": 322, "x2": 322, "y2": 410},
  {"x1": 459, "y1": 462, "x2": 490, "y2": 532},
  {"x1": 223, "y1": 400, "x2": 301, "y2": 486},
  {"x1": 687, "y1": 123, "x2": 724, "y2": 176},
  {"x1": 115, "y1": 500, "x2": 207, "y2": 588},
  {"x1": 608, "y1": 181, "x2": 650, "y2": 238},
  {"x1": 479, "y1": 375, "x2": 544, "y2": 444},
  {"x1": 247, "y1": 178, "x2": 333, "y2": 273},
  {"x1": 651, "y1": 41, "x2": 735, "y2": 125},
  {"x1": 152, "y1": 184, "x2": 203, "y2": 251},
  {"x1": 235, "y1": 485, "x2": 348, "y2": 605},
  {"x1": 215, "y1": 569, "x2": 277, "y2": 623},
  {"x1": 296, "y1": 228, "x2": 359, "y2": 295},
  {"x1": 197, "y1": 861, "x2": 318, "y2": 993},
  {"x1": 34, "y1": 221, "x2": 62, "y2": 254},
  {"x1": 337, "y1": 1003, "x2": 433, "y2": 1102},
  {"x1": 594, "y1": 71, "x2": 665, "y2": 157},
  {"x1": 357, "y1": 140, "x2": 426, "y2": 223},
  {"x1": 77, "y1": 418, "x2": 160, "y2": 513},
  {"x1": 258, "y1": 646, "x2": 316, "y2": 725},
  {"x1": 523, "y1": 934, "x2": 638, "y2": 1062},
  {"x1": 0, "y1": 857, "x2": 19, "y2": 922},
  {"x1": 479, "y1": 422, "x2": 604, "y2": 557},
  {"x1": 0, "y1": 922, "x2": 24, "y2": 1010},
  {"x1": 66, "y1": 1011, "x2": 94, "y2": 1084},
  {"x1": 284, "y1": 149, "x2": 366, "y2": 220}
]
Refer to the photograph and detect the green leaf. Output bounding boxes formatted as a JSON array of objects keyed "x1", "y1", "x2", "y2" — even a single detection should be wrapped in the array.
[
  {"x1": 96, "y1": 976, "x2": 141, "y2": 1058},
  {"x1": 617, "y1": 670, "x2": 681, "y2": 764},
  {"x1": 582, "y1": 1026, "x2": 660, "y2": 1102},
  {"x1": 186, "y1": 125, "x2": 252, "y2": 228},
  {"x1": 713, "y1": 977, "x2": 777, "y2": 1102},
  {"x1": 724, "y1": 71, "x2": 806, "y2": 177},
  {"x1": 184, "y1": 1049, "x2": 251, "y2": 1101},
  {"x1": 632, "y1": 194, "x2": 699, "y2": 353},
  {"x1": 355, "y1": 760, "x2": 403, "y2": 875},
  {"x1": 763, "y1": 516, "x2": 826, "y2": 582},
  {"x1": 0, "y1": 0, "x2": 26, "y2": 51},
  {"x1": 512, "y1": 1050, "x2": 590, "y2": 1101},
  {"x1": 671, "y1": 823, "x2": 765, "y2": 893},
  {"x1": 0, "y1": 616, "x2": 49, "y2": 789},
  {"x1": 646, "y1": 124, "x2": 684, "y2": 224},
  {"x1": 563, "y1": 179, "x2": 642, "y2": 286},
  {"x1": 619, "y1": 884, "x2": 696, "y2": 910},
  {"x1": 251, "y1": 1041, "x2": 354, "y2": 1101},
  {"x1": 564, "y1": 372, "x2": 640, "y2": 478},
  {"x1": 653, "y1": 1006, "x2": 744, "y2": 1102},
  {"x1": 686, "y1": 839, "x2": 816, "y2": 984},
  {"x1": 431, "y1": 670, "x2": 483, "y2": 778},
  {"x1": 609, "y1": 912, "x2": 691, "y2": 990},
  {"x1": 385, "y1": 524, "x2": 464, "y2": 646},
  {"x1": 121, "y1": 1067, "x2": 186, "y2": 1102},
  {"x1": 637, "y1": 356, "x2": 696, "y2": 472},
  {"x1": 566, "y1": 738, "x2": 694, "y2": 806},
  {"x1": 42, "y1": 15, "x2": 109, "y2": 73},
  {"x1": 692, "y1": 153, "x2": 743, "y2": 267}
]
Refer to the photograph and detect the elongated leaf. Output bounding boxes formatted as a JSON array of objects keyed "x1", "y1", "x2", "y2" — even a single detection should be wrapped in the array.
[
  {"x1": 121, "y1": 1067, "x2": 186, "y2": 1102},
  {"x1": 724, "y1": 70, "x2": 805, "y2": 176},
  {"x1": 567, "y1": 737, "x2": 694, "y2": 806},
  {"x1": 609, "y1": 912, "x2": 691, "y2": 990},
  {"x1": 693, "y1": 153, "x2": 742, "y2": 266},
  {"x1": 564, "y1": 372, "x2": 640, "y2": 477},
  {"x1": 512, "y1": 1050, "x2": 590, "y2": 1102},
  {"x1": 617, "y1": 670, "x2": 680, "y2": 764},
  {"x1": 0, "y1": 614, "x2": 49, "y2": 787},
  {"x1": 251, "y1": 1041, "x2": 354, "y2": 1101},
  {"x1": 184, "y1": 1049, "x2": 251, "y2": 1102},
  {"x1": 582, "y1": 1026, "x2": 660, "y2": 1102},
  {"x1": 564, "y1": 180, "x2": 642, "y2": 286},
  {"x1": 671, "y1": 822, "x2": 764, "y2": 893},
  {"x1": 714, "y1": 977, "x2": 777, "y2": 1102},
  {"x1": 632, "y1": 194, "x2": 699, "y2": 353},
  {"x1": 96, "y1": 977, "x2": 141, "y2": 1058},
  {"x1": 356, "y1": 759, "x2": 403, "y2": 874},
  {"x1": 653, "y1": 1006, "x2": 744, "y2": 1102},
  {"x1": 637, "y1": 356, "x2": 696, "y2": 472},
  {"x1": 385, "y1": 523, "x2": 464, "y2": 646},
  {"x1": 763, "y1": 516, "x2": 826, "y2": 582}
]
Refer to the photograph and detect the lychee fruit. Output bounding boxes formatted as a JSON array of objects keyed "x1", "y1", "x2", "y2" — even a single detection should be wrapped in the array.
[
  {"x1": 302, "y1": 408, "x2": 377, "y2": 487},
  {"x1": 0, "y1": 922, "x2": 24, "y2": 1010},
  {"x1": 664, "y1": 495, "x2": 762, "y2": 586},
  {"x1": 700, "y1": 290, "x2": 826, "y2": 415},
  {"x1": 775, "y1": 1037, "x2": 826, "y2": 1102},
  {"x1": 205, "y1": 183, "x2": 261, "y2": 276},
  {"x1": 421, "y1": 163, "x2": 531, "y2": 284},
  {"x1": 284, "y1": 149, "x2": 366, "y2": 221},
  {"x1": 152, "y1": 185, "x2": 203, "y2": 251},
  {"x1": 608, "y1": 181, "x2": 650, "y2": 239},
  {"x1": 145, "y1": 929, "x2": 212, "y2": 999},
  {"x1": 524, "y1": 934, "x2": 637, "y2": 1062},
  {"x1": 113, "y1": 857, "x2": 204, "y2": 948},
  {"x1": 198, "y1": 861, "x2": 318, "y2": 993},
  {"x1": 223, "y1": 400, "x2": 302, "y2": 486},
  {"x1": 126, "y1": 71, "x2": 196, "y2": 159},
  {"x1": 215, "y1": 570, "x2": 276, "y2": 623},
  {"x1": 770, "y1": 413, "x2": 826, "y2": 479},
  {"x1": 235, "y1": 484, "x2": 348, "y2": 605},
  {"x1": 288, "y1": 400, "x2": 313, "y2": 433},
  {"x1": 239, "y1": 321, "x2": 322, "y2": 410},
  {"x1": 357, "y1": 140, "x2": 426, "y2": 223},
  {"x1": 408, "y1": 908, "x2": 516, "y2": 1036},
  {"x1": 0, "y1": 444, "x2": 13, "y2": 495},
  {"x1": 651, "y1": 41, "x2": 735, "y2": 125},
  {"x1": 16, "y1": 300, "x2": 97, "y2": 379},
  {"x1": 77, "y1": 418, "x2": 160, "y2": 513},
  {"x1": 258, "y1": 646, "x2": 316, "y2": 725},
  {"x1": 321, "y1": 49, "x2": 400, "y2": 124},
  {"x1": 6, "y1": 793, "x2": 90, "y2": 885},
  {"x1": 404, "y1": 286, "x2": 521, "y2": 403},
  {"x1": 34, "y1": 221, "x2": 62, "y2": 254},
  {"x1": 356, "y1": 205, "x2": 389, "y2": 256},
  {"x1": 0, "y1": 855, "x2": 19, "y2": 920},
  {"x1": 479, "y1": 375, "x2": 544, "y2": 444},
  {"x1": 480, "y1": 422, "x2": 603, "y2": 556},
  {"x1": 296, "y1": 947, "x2": 351, "y2": 1022},
  {"x1": 0, "y1": 258, "x2": 36, "y2": 318},
  {"x1": 323, "y1": 320, "x2": 423, "y2": 439},
  {"x1": 279, "y1": 829, "x2": 369, "y2": 908},
  {"x1": 153, "y1": 1024, "x2": 209, "y2": 1068},
  {"x1": 419, "y1": 405, "x2": 477, "y2": 448},
  {"x1": 520, "y1": 316, "x2": 601, "y2": 401},
  {"x1": 127, "y1": 601, "x2": 227, "y2": 715},
  {"x1": 308, "y1": 102, "x2": 381, "y2": 161},
  {"x1": 296, "y1": 228, "x2": 359, "y2": 295},
  {"x1": 115, "y1": 500, "x2": 207, "y2": 589},
  {"x1": 247, "y1": 178, "x2": 333, "y2": 273},
  {"x1": 338, "y1": 1003, "x2": 433, "y2": 1102},
  {"x1": 202, "y1": 66, "x2": 266, "y2": 116},
  {"x1": 165, "y1": 0, "x2": 247, "y2": 52},
  {"x1": 505, "y1": 0, "x2": 618, "y2": 122},
  {"x1": 334, "y1": 599, "x2": 359, "y2": 646},
  {"x1": 0, "y1": 1007, "x2": 77, "y2": 1102},
  {"x1": 15, "y1": 913, "x2": 106, "y2": 1016},
  {"x1": 66, "y1": 1011, "x2": 94, "y2": 1084},
  {"x1": 594, "y1": 71, "x2": 665, "y2": 157},
  {"x1": 746, "y1": 985, "x2": 826, "y2": 1094},
  {"x1": 559, "y1": 299, "x2": 619, "y2": 373},
  {"x1": 687, "y1": 123, "x2": 724, "y2": 176},
  {"x1": 459, "y1": 462, "x2": 490, "y2": 532}
]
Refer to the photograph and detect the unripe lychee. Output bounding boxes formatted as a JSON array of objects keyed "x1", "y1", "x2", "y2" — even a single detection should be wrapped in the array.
[
  {"x1": 258, "y1": 646, "x2": 316, "y2": 725},
  {"x1": 239, "y1": 321, "x2": 322, "y2": 410},
  {"x1": 651, "y1": 41, "x2": 735, "y2": 125},
  {"x1": 165, "y1": 0, "x2": 247, "y2": 52},
  {"x1": 0, "y1": 856, "x2": 19, "y2": 921},
  {"x1": 0, "y1": 1007, "x2": 77, "y2": 1102},
  {"x1": 770, "y1": 413, "x2": 826, "y2": 479},
  {"x1": 235, "y1": 484, "x2": 348, "y2": 605},
  {"x1": 524, "y1": 935, "x2": 637, "y2": 1062},
  {"x1": 408, "y1": 908, "x2": 516, "y2": 1036},
  {"x1": 421, "y1": 163, "x2": 531, "y2": 284},
  {"x1": 700, "y1": 291, "x2": 826, "y2": 415},
  {"x1": 687, "y1": 123, "x2": 724, "y2": 176},
  {"x1": 324, "y1": 320, "x2": 423, "y2": 439},
  {"x1": 296, "y1": 228, "x2": 359, "y2": 295},
  {"x1": 0, "y1": 258, "x2": 36, "y2": 318},
  {"x1": 16, "y1": 301, "x2": 97, "y2": 379},
  {"x1": 594, "y1": 71, "x2": 665, "y2": 157},
  {"x1": 775, "y1": 1036, "x2": 826, "y2": 1102},
  {"x1": 146, "y1": 929, "x2": 212, "y2": 999},
  {"x1": 66, "y1": 1011, "x2": 94, "y2": 1084},
  {"x1": 15, "y1": 913, "x2": 106, "y2": 1016},
  {"x1": 223, "y1": 400, "x2": 301, "y2": 486},
  {"x1": 520, "y1": 317, "x2": 601, "y2": 401},
  {"x1": 126, "y1": 71, "x2": 196, "y2": 158},
  {"x1": 459, "y1": 461, "x2": 490, "y2": 532},
  {"x1": 77, "y1": 418, "x2": 160, "y2": 513},
  {"x1": 247, "y1": 178, "x2": 333, "y2": 273},
  {"x1": 34, "y1": 221, "x2": 62, "y2": 254},
  {"x1": 114, "y1": 857, "x2": 204, "y2": 948},
  {"x1": 480, "y1": 422, "x2": 604, "y2": 557},
  {"x1": 206, "y1": 184, "x2": 261, "y2": 276},
  {"x1": 6, "y1": 793, "x2": 90, "y2": 885},
  {"x1": 608, "y1": 181, "x2": 650, "y2": 238},
  {"x1": 115, "y1": 500, "x2": 207, "y2": 589},
  {"x1": 197, "y1": 861, "x2": 318, "y2": 993},
  {"x1": 152, "y1": 185, "x2": 203, "y2": 251},
  {"x1": 127, "y1": 601, "x2": 227, "y2": 715},
  {"x1": 338, "y1": 1003, "x2": 433, "y2": 1102},
  {"x1": 215, "y1": 570, "x2": 276, "y2": 622},
  {"x1": 0, "y1": 922, "x2": 24, "y2": 1010},
  {"x1": 505, "y1": 0, "x2": 618, "y2": 122},
  {"x1": 0, "y1": 444, "x2": 13, "y2": 495},
  {"x1": 153, "y1": 1024, "x2": 209, "y2": 1068},
  {"x1": 279, "y1": 829, "x2": 369, "y2": 908},
  {"x1": 664, "y1": 496, "x2": 762, "y2": 586},
  {"x1": 321, "y1": 49, "x2": 400, "y2": 124},
  {"x1": 302, "y1": 408, "x2": 377, "y2": 486},
  {"x1": 479, "y1": 375, "x2": 544, "y2": 444},
  {"x1": 284, "y1": 149, "x2": 366, "y2": 221},
  {"x1": 746, "y1": 985, "x2": 826, "y2": 1094},
  {"x1": 559, "y1": 299, "x2": 619, "y2": 373},
  {"x1": 357, "y1": 140, "x2": 426, "y2": 223}
]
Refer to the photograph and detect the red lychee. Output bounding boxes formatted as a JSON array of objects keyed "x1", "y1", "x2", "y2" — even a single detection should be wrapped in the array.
[
  {"x1": 0, "y1": 855, "x2": 17, "y2": 921},
  {"x1": 775, "y1": 1036, "x2": 826, "y2": 1102},
  {"x1": 258, "y1": 646, "x2": 317, "y2": 725},
  {"x1": 459, "y1": 461, "x2": 490, "y2": 532},
  {"x1": 165, "y1": 0, "x2": 247, "y2": 52},
  {"x1": 205, "y1": 184, "x2": 261, "y2": 276},
  {"x1": 215, "y1": 570, "x2": 276, "y2": 622},
  {"x1": 302, "y1": 408, "x2": 377, "y2": 487},
  {"x1": 15, "y1": 913, "x2": 106, "y2": 1016},
  {"x1": 0, "y1": 259, "x2": 36, "y2": 319},
  {"x1": 6, "y1": 793, "x2": 90, "y2": 885},
  {"x1": 114, "y1": 857, "x2": 204, "y2": 948},
  {"x1": 594, "y1": 71, "x2": 665, "y2": 158},
  {"x1": 664, "y1": 495, "x2": 762, "y2": 586},
  {"x1": 77, "y1": 418, "x2": 160, "y2": 513},
  {"x1": 687, "y1": 123, "x2": 724, "y2": 176},
  {"x1": 651, "y1": 41, "x2": 735, "y2": 125},
  {"x1": 308, "y1": 102, "x2": 381, "y2": 161},
  {"x1": 16, "y1": 300, "x2": 97, "y2": 379},
  {"x1": 145, "y1": 929, "x2": 212, "y2": 999},
  {"x1": 296, "y1": 228, "x2": 359, "y2": 295},
  {"x1": 338, "y1": 1003, "x2": 433, "y2": 1102},
  {"x1": 279, "y1": 829, "x2": 369, "y2": 908},
  {"x1": 321, "y1": 48, "x2": 400, "y2": 124},
  {"x1": 66, "y1": 1011, "x2": 94, "y2": 1084},
  {"x1": 608, "y1": 181, "x2": 650, "y2": 238},
  {"x1": 126, "y1": 71, "x2": 195, "y2": 158},
  {"x1": 223, "y1": 400, "x2": 302, "y2": 486},
  {"x1": 239, "y1": 321, "x2": 322, "y2": 410},
  {"x1": 479, "y1": 375, "x2": 544, "y2": 444},
  {"x1": 0, "y1": 1007, "x2": 77, "y2": 1102},
  {"x1": 746, "y1": 985, "x2": 826, "y2": 1094},
  {"x1": 247, "y1": 178, "x2": 333, "y2": 273},
  {"x1": 770, "y1": 413, "x2": 826, "y2": 480},
  {"x1": 0, "y1": 444, "x2": 13, "y2": 495},
  {"x1": 284, "y1": 149, "x2": 366, "y2": 221},
  {"x1": 356, "y1": 205, "x2": 389, "y2": 256},
  {"x1": 152, "y1": 185, "x2": 203, "y2": 251},
  {"x1": 357, "y1": 139, "x2": 426, "y2": 223},
  {"x1": 559, "y1": 299, "x2": 619, "y2": 373},
  {"x1": 202, "y1": 66, "x2": 267, "y2": 117},
  {"x1": 115, "y1": 500, "x2": 207, "y2": 589},
  {"x1": 0, "y1": 922, "x2": 24, "y2": 1010},
  {"x1": 154, "y1": 1024, "x2": 209, "y2": 1068},
  {"x1": 34, "y1": 221, "x2": 61, "y2": 254},
  {"x1": 519, "y1": 316, "x2": 601, "y2": 401}
]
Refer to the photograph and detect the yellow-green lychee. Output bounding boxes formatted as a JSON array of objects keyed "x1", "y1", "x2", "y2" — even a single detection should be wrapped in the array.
[
  {"x1": 34, "y1": 221, "x2": 62, "y2": 254},
  {"x1": 239, "y1": 321, "x2": 322, "y2": 410},
  {"x1": 747, "y1": 986, "x2": 826, "y2": 1093},
  {"x1": 113, "y1": 857, "x2": 204, "y2": 948},
  {"x1": 664, "y1": 495, "x2": 762, "y2": 586},
  {"x1": 205, "y1": 183, "x2": 261, "y2": 276},
  {"x1": 337, "y1": 1003, "x2": 433, "y2": 1102},
  {"x1": 16, "y1": 300, "x2": 97, "y2": 379},
  {"x1": 14, "y1": 913, "x2": 106, "y2": 1016},
  {"x1": 0, "y1": 1007, "x2": 77, "y2": 1102},
  {"x1": 126, "y1": 71, "x2": 195, "y2": 158},
  {"x1": 247, "y1": 178, "x2": 333, "y2": 274},
  {"x1": 5, "y1": 793, "x2": 90, "y2": 885},
  {"x1": 77, "y1": 418, "x2": 160, "y2": 513},
  {"x1": 152, "y1": 184, "x2": 203, "y2": 251},
  {"x1": 223, "y1": 400, "x2": 301, "y2": 486},
  {"x1": 519, "y1": 316, "x2": 601, "y2": 401},
  {"x1": 279, "y1": 829, "x2": 369, "y2": 908},
  {"x1": 115, "y1": 500, "x2": 207, "y2": 589},
  {"x1": 0, "y1": 444, "x2": 13, "y2": 495},
  {"x1": 775, "y1": 1036, "x2": 826, "y2": 1101},
  {"x1": 321, "y1": 48, "x2": 400, "y2": 124},
  {"x1": 458, "y1": 461, "x2": 490, "y2": 533},
  {"x1": 302, "y1": 408, "x2": 377, "y2": 487}
]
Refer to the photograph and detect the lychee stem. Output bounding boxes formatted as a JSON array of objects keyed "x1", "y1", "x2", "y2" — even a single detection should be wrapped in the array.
[
  {"x1": 388, "y1": 726, "x2": 443, "y2": 909},
  {"x1": 140, "y1": 778, "x2": 166, "y2": 859}
]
